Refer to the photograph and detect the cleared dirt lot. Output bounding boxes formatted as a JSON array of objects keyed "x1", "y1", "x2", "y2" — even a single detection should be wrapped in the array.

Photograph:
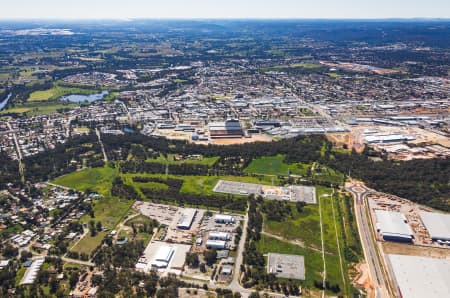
[
  {"x1": 382, "y1": 242, "x2": 450, "y2": 259},
  {"x1": 211, "y1": 134, "x2": 273, "y2": 145}
]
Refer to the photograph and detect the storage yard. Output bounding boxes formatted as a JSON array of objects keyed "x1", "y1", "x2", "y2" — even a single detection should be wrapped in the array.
[
  {"x1": 213, "y1": 180, "x2": 317, "y2": 203},
  {"x1": 133, "y1": 202, "x2": 205, "y2": 244}
]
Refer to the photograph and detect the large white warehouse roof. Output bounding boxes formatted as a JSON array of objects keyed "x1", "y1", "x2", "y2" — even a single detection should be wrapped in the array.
[
  {"x1": 420, "y1": 211, "x2": 450, "y2": 241},
  {"x1": 388, "y1": 254, "x2": 450, "y2": 298},
  {"x1": 375, "y1": 210, "x2": 413, "y2": 241},
  {"x1": 154, "y1": 246, "x2": 175, "y2": 263}
]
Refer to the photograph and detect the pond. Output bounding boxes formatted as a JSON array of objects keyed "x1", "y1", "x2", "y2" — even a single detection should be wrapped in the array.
[{"x1": 59, "y1": 90, "x2": 109, "y2": 103}]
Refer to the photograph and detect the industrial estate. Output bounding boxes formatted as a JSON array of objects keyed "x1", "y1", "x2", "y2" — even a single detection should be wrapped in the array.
[{"x1": 0, "y1": 17, "x2": 449, "y2": 298}]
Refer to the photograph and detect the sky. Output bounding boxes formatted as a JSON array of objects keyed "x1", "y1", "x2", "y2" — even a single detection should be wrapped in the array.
[{"x1": 0, "y1": 0, "x2": 449, "y2": 20}]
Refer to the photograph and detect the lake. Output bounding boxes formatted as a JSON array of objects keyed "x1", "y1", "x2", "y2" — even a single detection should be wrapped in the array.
[{"x1": 59, "y1": 91, "x2": 109, "y2": 103}]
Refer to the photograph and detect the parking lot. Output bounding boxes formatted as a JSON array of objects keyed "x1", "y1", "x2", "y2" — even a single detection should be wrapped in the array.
[
  {"x1": 263, "y1": 185, "x2": 316, "y2": 203},
  {"x1": 213, "y1": 180, "x2": 263, "y2": 196},
  {"x1": 213, "y1": 180, "x2": 317, "y2": 204},
  {"x1": 267, "y1": 253, "x2": 305, "y2": 280}
]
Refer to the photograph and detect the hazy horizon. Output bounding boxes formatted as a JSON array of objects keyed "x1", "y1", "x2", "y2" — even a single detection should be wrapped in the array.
[{"x1": 1, "y1": 0, "x2": 449, "y2": 20}]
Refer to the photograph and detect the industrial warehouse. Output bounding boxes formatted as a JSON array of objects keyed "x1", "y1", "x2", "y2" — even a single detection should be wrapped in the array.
[
  {"x1": 375, "y1": 210, "x2": 414, "y2": 243},
  {"x1": 214, "y1": 214, "x2": 235, "y2": 224},
  {"x1": 208, "y1": 119, "x2": 244, "y2": 138},
  {"x1": 151, "y1": 246, "x2": 175, "y2": 268},
  {"x1": 388, "y1": 254, "x2": 450, "y2": 298},
  {"x1": 419, "y1": 211, "x2": 450, "y2": 243},
  {"x1": 176, "y1": 208, "x2": 198, "y2": 230},
  {"x1": 136, "y1": 241, "x2": 191, "y2": 273}
]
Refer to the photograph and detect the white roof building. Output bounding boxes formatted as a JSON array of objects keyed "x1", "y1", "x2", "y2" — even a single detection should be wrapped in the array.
[
  {"x1": 375, "y1": 210, "x2": 413, "y2": 242},
  {"x1": 151, "y1": 246, "x2": 175, "y2": 268},
  {"x1": 177, "y1": 208, "x2": 197, "y2": 230},
  {"x1": 209, "y1": 231, "x2": 231, "y2": 241},
  {"x1": 388, "y1": 254, "x2": 450, "y2": 298},
  {"x1": 214, "y1": 214, "x2": 235, "y2": 223},
  {"x1": 420, "y1": 211, "x2": 450, "y2": 241},
  {"x1": 206, "y1": 240, "x2": 227, "y2": 249}
]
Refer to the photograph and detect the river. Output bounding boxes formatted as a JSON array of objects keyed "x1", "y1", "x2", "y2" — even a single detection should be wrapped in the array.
[{"x1": 0, "y1": 92, "x2": 12, "y2": 111}]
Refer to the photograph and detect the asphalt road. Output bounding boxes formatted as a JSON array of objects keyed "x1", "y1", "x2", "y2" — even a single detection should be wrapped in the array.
[{"x1": 346, "y1": 183, "x2": 389, "y2": 298}]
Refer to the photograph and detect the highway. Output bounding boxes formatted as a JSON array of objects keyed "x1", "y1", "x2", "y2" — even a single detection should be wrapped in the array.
[{"x1": 346, "y1": 182, "x2": 390, "y2": 298}]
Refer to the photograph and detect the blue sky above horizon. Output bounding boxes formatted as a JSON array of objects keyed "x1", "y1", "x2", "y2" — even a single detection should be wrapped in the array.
[{"x1": 0, "y1": 0, "x2": 449, "y2": 20}]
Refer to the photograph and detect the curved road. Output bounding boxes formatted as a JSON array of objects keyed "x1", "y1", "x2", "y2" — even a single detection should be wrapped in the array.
[{"x1": 346, "y1": 182, "x2": 389, "y2": 298}]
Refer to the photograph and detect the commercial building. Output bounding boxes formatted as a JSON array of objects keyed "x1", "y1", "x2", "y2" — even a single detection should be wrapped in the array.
[
  {"x1": 151, "y1": 246, "x2": 175, "y2": 268},
  {"x1": 206, "y1": 240, "x2": 227, "y2": 250},
  {"x1": 214, "y1": 214, "x2": 235, "y2": 224},
  {"x1": 364, "y1": 134, "x2": 415, "y2": 144},
  {"x1": 221, "y1": 265, "x2": 233, "y2": 275},
  {"x1": 419, "y1": 211, "x2": 450, "y2": 242},
  {"x1": 177, "y1": 208, "x2": 197, "y2": 230},
  {"x1": 388, "y1": 254, "x2": 450, "y2": 298},
  {"x1": 267, "y1": 253, "x2": 305, "y2": 280},
  {"x1": 209, "y1": 119, "x2": 244, "y2": 138},
  {"x1": 375, "y1": 210, "x2": 413, "y2": 243},
  {"x1": 136, "y1": 241, "x2": 191, "y2": 274},
  {"x1": 208, "y1": 231, "x2": 231, "y2": 241}
]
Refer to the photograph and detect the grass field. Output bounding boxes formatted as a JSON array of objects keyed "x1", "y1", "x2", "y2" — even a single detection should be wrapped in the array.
[
  {"x1": 70, "y1": 195, "x2": 133, "y2": 255},
  {"x1": 244, "y1": 154, "x2": 309, "y2": 176},
  {"x1": 313, "y1": 165, "x2": 345, "y2": 185},
  {"x1": 0, "y1": 102, "x2": 78, "y2": 116},
  {"x1": 121, "y1": 173, "x2": 280, "y2": 196},
  {"x1": 27, "y1": 85, "x2": 99, "y2": 102},
  {"x1": 262, "y1": 186, "x2": 350, "y2": 295},
  {"x1": 121, "y1": 214, "x2": 155, "y2": 245},
  {"x1": 71, "y1": 231, "x2": 106, "y2": 255},
  {"x1": 53, "y1": 166, "x2": 135, "y2": 256},
  {"x1": 264, "y1": 187, "x2": 334, "y2": 250},
  {"x1": 52, "y1": 166, "x2": 118, "y2": 196},
  {"x1": 0, "y1": 107, "x2": 32, "y2": 114}
]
